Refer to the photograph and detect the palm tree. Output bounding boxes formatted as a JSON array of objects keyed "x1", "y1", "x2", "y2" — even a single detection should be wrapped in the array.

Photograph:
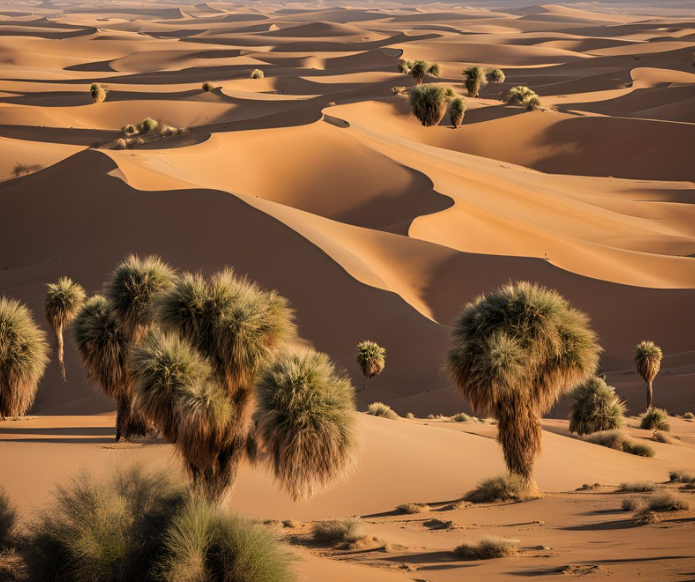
[
  {"x1": 462, "y1": 66, "x2": 485, "y2": 97},
  {"x1": 409, "y1": 60, "x2": 440, "y2": 85},
  {"x1": 634, "y1": 341, "x2": 663, "y2": 410},
  {"x1": 355, "y1": 340, "x2": 386, "y2": 391},
  {"x1": 445, "y1": 282, "x2": 601, "y2": 495},
  {"x1": 449, "y1": 97, "x2": 466, "y2": 128},
  {"x1": 90, "y1": 83, "x2": 106, "y2": 104},
  {"x1": 0, "y1": 297, "x2": 49, "y2": 419},
  {"x1": 130, "y1": 270, "x2": 358, "y2": 503},
  {"x1": 409, "y1": 85, "x2": 455, "y2": 127},
  {"x1": 569, "y1": 377, "x2": 625, "y2": 436},
  {"x1": 45, "y1": 277, "x2": 86, "y2": 382},
  {"x1": 486, "y1": 68, "x2": 505, "y2": 83}
]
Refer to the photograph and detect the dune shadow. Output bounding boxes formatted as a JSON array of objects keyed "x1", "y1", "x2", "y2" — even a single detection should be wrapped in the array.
[
  {"x1": 560, "y1": 517, "x2": 642, "y2": 531},
  {"x1": 0, "y1": 425, "x2": 116, "y2": 444}
]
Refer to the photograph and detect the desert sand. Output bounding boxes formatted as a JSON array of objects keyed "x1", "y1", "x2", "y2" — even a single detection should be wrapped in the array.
[{"x1": 1, "y1": 0, "x2": 694, "y2": 580}]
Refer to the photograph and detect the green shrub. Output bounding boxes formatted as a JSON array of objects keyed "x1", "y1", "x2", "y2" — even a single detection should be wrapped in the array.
[
  {"x1": 623, "y1": 441, "x2": 655, "y2": 458},
  {"x1": 486, "y1": 68, "x2": 505, "y2": 83},
  {"x1": 405, "y1": 412, "x2": 415, "y2": 420},
  {"x1": 90, "y1": 82, "x2": 106, "y2": 104},
  {"x1": 464, "y1": 474, "x2": 525, "y2": 503},
  {"x1": 312, "y1": 517, "x2": 362, "y2": 544},
  {"x1": 138, "y1": 118, "x2": 158, "y2": 134},
  {"x1": 640, "y1": 408, "x2": 670, "y2": 432},
  {"x1": 396, "y1": 503, "x2": 429, "y2": 515},
  {"x1": 367, "y1": 402, "x2": 399, "y2": 420},
  {"x1": 569, "y1": 377, "x2": 625, "y2": 435},
  {"x1": 618, "y1": 481, "x2": 656, "y2": 492},
  {"x1": 451, "y1": 413, "x2": 478, "y2": 423},
  {"x1": 409, "y1": 84, "x2": 455, "y2": 126},
  {"x1": 526, "y1": 96, "x2": 542, "y2": 111},
  {"x1": 506, "y1": 86, "x2": 539, "y2": 107},
  {"x1": 455, "y1": 536, "x2": 520, "y2": 559},
  {"x1": 202, "y1": 81, "x2": 215, "y2": 92}
]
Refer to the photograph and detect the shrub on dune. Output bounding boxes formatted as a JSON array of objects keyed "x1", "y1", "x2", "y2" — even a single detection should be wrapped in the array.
[
  {"x1": 641, "y1": 491, "x2": 689, "y2": 513},
  {"x1": 569, "y1": 377, "x2": 625, "y2": 436},
  {"x1": 11, "y1": 162, "x2": 42, "y2": 178},
  {"x1": 90, "y1": 82, "x2": 106, "y2": 104},
  {"x1": 684, "y1": 412, "x2": 694, "y2": 420},
  {"x1": 250, "y1": 68, "x2": 264, "y2": 79},
  {"x1": 526, "y1": 95, "x2": 542, "y2": 111},
  {"x1": 397, "y1": 58, "x2": 412, "y2": 74},
  {"x1": 367, "y1": 401, "x2": 399, "y2": 420},
  {"x1": 356, "y1": 340, "x2": 385, "y2": 391},
  {"x1": 452, "y1": 413, "x2": 478, "y2": 423},
  {"x1": 669, "y1": 469, "x2": 695, "y2": 483},
  {"x1": 464, "y1": 474, "x2": 526, "y2": 503},
  {"x1": 506, "y1": 86, "x2": 540, "y2": 108},
  {"x1": 446, "y1": 282, "x2": 601, "y2": 497},
  {"x1": 486, "y1": 67, "x2": 505, "y2": 83},
  {"x1": 624, "y1": 441, "x2": 655, "y2": 457},
  {"x1": 201, "y1": 81, "x2": 215, "y2": 92},
  {"x1": 622, "y1": 496, "x2": 643, "y2": 511},
  {"x1": 408, "y1": 60, "x2": 440, "y2": 85},
  {"x1": 634, "y1": 341, "x2": 662, "y2": 411},
  {"x1": 409, "y1": 84, "x2": 455, "y2": 127},
  {"x1": 640, "y1": 407, "x2": 670, "y2": 432},
  {"x1": 449, "y1": 97, "x2": 466, "y2": 128},
  {"x1": 0, "y1": 297, "x2": 49, "y2": 420},
  {"x1": 312, "y1": 517, "x2": 363, "y2": 544},
  {"x1": 618, "y1": 481, "x2": 657, "y2": 492},
  {"x1": 391, "y1": 86, "x2": 406, "y2": 95},
  {"x1": 122, "y1": 124, "x2": 137, "y2": 136},
  {"x1": 138, "y1": 117, "x2": 158, "y2": 134},
  {"x1": 462, "y1": 66, "x2": 485, "y2": 97},
  {"x1": 397, "y1": 503, "x2": 430, "y2": 514},
  {"x1": 585, "y1": 430, "x2": 655, "y2": 457},
  {"x1": 45, "y1": 277, "x2": 86, "y2": 383},
  {"x1": 455, "y1": 536, "x2": 520, "y2": 560}
]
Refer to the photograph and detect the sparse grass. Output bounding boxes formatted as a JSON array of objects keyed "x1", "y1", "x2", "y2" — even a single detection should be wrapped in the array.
[
  {"x1": 11, "y1": 162, "x2": 43, "y2": 178},
  {"x1": 652, "y1": 431, "x2": 671, "y2": 444},
  {"x1": 464, "y1": 474, "x2": 526, "y2": 504},
  {"x1": 396, "y1": 503, "x2": 430, "y2": 515},
  {"x1": 312, "y1": 517, "x2": 363, "y2": 544},
  {"x1": 0, "y1": 548, "x2": 24, "y2": 582},
  {"x1": 455, "y1": 536, "x2": 520, "y2": 560},
  {"x1": 584, "y1": 430, "x2": 655, "y2": 457},
  {"x1": 621, "y1": 497, "x2": 643, "y2": 511},
  {"x1": 451, "y1": 413, "x2": 479, "y2": 423},
  {"x1": 160, "y1": 124, "x2": 188, "y2": 137},
  {"x1": 367, "y1": 402, "x2": 399, "y2": 420},
  {"x1": 618, "y1": 481, "x2": 657, "y2": 492},
  {"x1": 624, "y1": 442, "x2": 656, "y2": 458},
  {"x1": 640, "y1": 408, "x2": 670, "y2": 432},
  {"x1": 669, "y1": 469, "x2": 695, "y2": 484},
  {"x1": 202, "y1": 81, "x2": 215, "y2": 92},
  {"x1": 641, "y1": 491, "x2": 689, "y2": 513},
  {"x1": 250, "y1": 69, "x2": 264, "y2": 79},
  {"x1": 577, "y1": 483, "x2": 601, "y2": 491}
]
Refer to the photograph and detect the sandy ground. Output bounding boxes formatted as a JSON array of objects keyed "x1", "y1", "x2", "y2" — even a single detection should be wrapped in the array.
[{"x1": 0, "y1": 1, "x2": 694, "y2": 580}]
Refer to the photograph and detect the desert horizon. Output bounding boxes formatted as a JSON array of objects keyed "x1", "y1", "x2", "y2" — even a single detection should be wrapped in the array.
[{"x1": 0, "y1": 1, "x2": 694, "y2": 580}]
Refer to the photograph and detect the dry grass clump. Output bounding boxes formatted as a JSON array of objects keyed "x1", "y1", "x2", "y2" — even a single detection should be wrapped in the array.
[
  {"x1": 90, "y1": 82, "x2": 106, "y2": 103},
  {"x1": 312, "y1": 517, "x2": 363, "y2": 544},
  {"x1": 282, "y1": 520, "x2": 301, "y2": 529},
  {"x1": 391, "y1": 86, "x2": 407, "y2": 95},
  {"x1": 455, "y1": 536, "x2": 520, "y2": 560},
  {"x1": 618, "y1": 481, "x2": 657, "y2": 492},
  {"x1": 367, "y1": 401, "x2": 399, "y2": 420},
  {"x1": 669, "y1": 469, "x2": 695, "y2": 484},
  {"x1": 396, "y1": 503, "x2": 430, "y2": 515},
  {"x1": 122, "y1": 124, "x2": 137, "y2": 135},
  {"x1": 202, "y1": 81, "x2": 215, "y2": 91},
  {"x1": 683, "y1": 412, "x2": 694, "y2": 420},
  {"x1": 250, "y1": 68, "x2": 264, "y2": 79},
  {"x1": 584, "y1": 430, "x2": 655, "y2": 457},
  {"x1": 624, "y1": 441, "x2": 656, "y2": 457},
  {"x1": 640, "y1": 491, "x2": 689, "y2": 514},
  {"x1": 622, "y1": 496, "x2": 644, "y2": 511},
  {"x1": 464, "y1": 474, "x2": 526, "y2": 504},
  {"x1": 11, "y1": 162, "x2": 42, "y2": 178},
  {"x1": 640, "y1": 408, "x2": 670, "y2": 432},
  {"x1": 451, "y1": 413, "x2": 479, "y2": 423},
  {"x1": 652, "y1": 431, "x2": 671, "y2": 444},
  {"x1": 405, "y1": 412, "x2": 415, "y2": 420},
  {"x1": 486, "y1": 67, "x2": 505, "y2": 83},
  {"x1": 506, "y1": 86, "x2": 541, "y2": 109}
]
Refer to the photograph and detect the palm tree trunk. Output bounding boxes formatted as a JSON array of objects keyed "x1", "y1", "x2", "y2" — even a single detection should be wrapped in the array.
[
  {"x1": 115, "y1": 396, "x2": 129, "y2": 442},
  {"x1": 646, "y1": 380, "x2": 653, "y2": 410},
  {"x1": 55, "y1": 325, "x2": 66, "y2": 382},
  {"x1": 192, "y1": 435, "x2": 247, "y2": 504},
  {"x1": 497, "y1": 397, "x2": 541, "y2": 496}
]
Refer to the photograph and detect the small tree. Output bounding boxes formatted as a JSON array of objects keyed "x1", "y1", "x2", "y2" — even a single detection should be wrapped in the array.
[
  {"x1": 356, "y1": 340, "x2": 386, "y2": 391},
  {"x1": 449, "y1": 97, "x2": 466, "y2": 128},
  {"x1": 634, "y1": 341, "x2": 663, "y2": 410},
  {"x1": 409, "y1": 60, "x2": 440, "y2": 85},
  {"x1": 409, "y1": 85, "x2": 455, "y2": 127},
  {"x1": 45, "y1": 277, "x2": 86, "y2": 382},
  {"x1": 446, "y1": 282, "x2": 601, "y2": 495},
  {"x1": 462, "y1": 66, "x2": 486, "y2": 97},
  {"x1": 90, "y1": 83, "x2": 106, "y2": 104},
  {"x1": 569, "y1": 377, "x2": 625, "y2": 436},
  {"x1": 486, "y1": 68, "x2": 505, "y2": 83},
  {"x1": 0, "y1": 297, "x2": 49, "y2": 419}
]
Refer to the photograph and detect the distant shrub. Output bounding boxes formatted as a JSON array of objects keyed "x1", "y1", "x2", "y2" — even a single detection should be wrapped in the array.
[
  {"x1": 455, "y1": 536, "x2": 520, "y2": 559},
  {"x1": 396, "y1": 503, "x2": 430, "y2": 515},
  {"x1": 405, "y1": 412, "x2": 415, "y2": 420},
  {"x1": 621, "y1": 496, "x2": 643, "y2": 511},
  {"x1": 250, "y1": 69, "x2": 264, "y2": 79},
  {"x1": 652, "y1": 431, "x2": 671, "y2": 444},
  {"x1": 138, "y1": 117, "x2": 159, "y2": 134},
  {"x1": 640, "y1": 408, "x2": 670, "y2": 432},
  {"x1": 122, "y1": 124, "x2": 137, "y2": 136},
  {"x1": 110, "y1": 138, "x2": 128, "y2": 150},
  {"x1": 202, "y1": 81, "x2": 215, "y2": 92},
  {"x1": 11, "y1": 162, "x2": 42, "y2": 178},
  {"x1": 585, "y1": 429, "x2": 628, "y2": 451},
  {"x1": 683, "y1": 412, "x2": 694, "y2": 420},
  {"x1": 90, "y1": 82, "x2": 106, "y2": 104},
  {"x1": 526, "y1": 96, "x2": 542, "y2": 111},
  {"x1": 391, "y1": 86, "x2": 407, "y2": 95},
  {"x1": 669, "y1": 469, "x2": 695, "y2": 484},
  {"x1": 451, "y1": 413, "x2": 478, "y2": 423},
  {"x1": 464, "y1": 474, "x2": 525, "y2": 503},
  {"x1": 282, "y1": 520, "x2": 301, "y2": 529},
  {"x1": 506, "y1": 86, "x2": 540, "y2": 108},
  {"x1": 618, "y1": 481, "x2": 657, "y2": 492},
  {"x1": 486, "y1": 68, "x2": 505, "y2": 83},
  {"x1": 642, "y1": 491, "x2": 689, "y2": 513},
  {"x1": 367, "y1": 402, "x2": 399, "y2": 420},
  {"x1": 312, "y1": 517, "x2": 362, "y2": 544}
]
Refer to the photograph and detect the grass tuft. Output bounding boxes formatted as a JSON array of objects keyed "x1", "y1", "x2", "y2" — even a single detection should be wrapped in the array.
[
  {"x1": 455, "y1": 536, "x2": 520, "y2": 560},
  {"x1": 640, "y1": 491, "x2": 689, "y2": 513},
  {"x1": 367, "y1": 402, "x2": 399, "y2": 420},
  {"x1": 618, "y1": 481, "x2": 657, "y2": 492},
  {"x1": 640, "y1": 408, "x2": 670, "y2": 432},
  {"x1": 312, "y1": 517, "x2": 363, "y2": 544},
  {"x1": 396, "y1": 503, "x2": 430, "y2": 515},
  {"x1": 621, "y1": 497, "x2": 643, "y2": 511},
  {"x1": 669, "y1": 469, "x2": 695, "y2": 484},
  {"x1": 464, "y1": 474, "x2": 526, "y2": 504}
]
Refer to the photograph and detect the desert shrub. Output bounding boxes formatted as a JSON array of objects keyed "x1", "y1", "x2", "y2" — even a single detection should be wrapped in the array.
[
  {"x1": 202, "y1": 81, "x2": 215, "y2": 91},
  {"x1": 464, "y1": 474, "x2": 526, "y2": 503},
  {"x1": 90, "y1": 82, "x2": 106, "y2": 103},
  {"x1": 618, "y1": 481, "x2": 656, "y2": 492},
  {"x1": 526, "y1": 96, "x2": 542, "y2": 111},
  {"x1": 312, "y1": 517, "x2": 362, "y2": 544},
  {"x1": 642, "y1": 491, "x2": 689, "y2": 513},
  {"x1": 45, "y1": 277, "x2": 86, "y2": 383},
  {"x1": 122, "y1": 124, "x2": 137, "y2": 136},
  {"x1": 621, "y1": 496, "x2": 643, "y2": 511},
  {"x1": 585, "y1": 429, "x2": 629, "y2": 450},
  {"x1": 250, "y1": 69, "x2": 264, "y2": 79},
  {"x1": 409, "y1": 84, "x2": 455, "y2": 126},
  {"x1": 486, "y1": 68, "x2": 505, "y2": 83},
  {"x1": 451, "y1": 413, "x2": 478, "y2": 423},
  {"x1": 569, "y1": 377, "x2": 625, "y2": 435},
  {"x1": 396, "y1": 503, "x2": 429, "y2": 515},
  {"x1": 397, "y1": 58, "x2": 411, "y2": 73},
  {"x1": 506, "y1": 86, "x2": 539, "y2": 108},
  {"x1": 449, "y1": 97, "x2": 466, "y2": 128},
  {"x1": 367, "y1": 402, "x2": 399, "y2": 420},
  {"x1": 623, "y1": 441, "x2": 655, "y2": 458},
  {"x1": 640, "y1": 408, "x2": 670, "y2": 432},
  {"x1": 282, "y1": 520, "x2": 301, "y2": 529},
  {"x1": 683, "y1": 412, "x2": 694, "y2": 420},
  {"x1": 110, "y1": 138, "x2": 128, "y2": 150},
  {"x1": 138, "y1": 118, "x2": 158, "y2": 134},
  {"x1": 634, "y1": 341, "x2": 662, "y2": 410},
  {"x1": 158, "y1": 501, "x2": 296, "y2": 582},
  {"x1": 159, "y1": 124, "x2": 187, "y2": 138},
  {"x1": 356, "y1": 341, "x2": 386, "y2": 391},
  {"x1": 669, "y1": 469, "x2": 695, "y2": 483},
  {"x1": 408, "y1": 60, "x2": 440, "y2": 85},
  {"x1": 0, "y1": 549, "x2": 24, "y2": 581},
  {"x1": 462, "y1": 66, "x2": 486, "y2": 97},
  {"x1": 391, "y1": 86, "x2": 406, "y2": 95},
  {"x1": 652, "y1": 431, "x2": 671, "y2": 443},
  {"x1": 405, "y1": 412, "x2": 415, "y2": 420},
  {"x1": 11, "y1": 162, "x2": 42, "y2": 178},
  {"x1": 455, "y1": 536, "x2": 520, "y2": 559},
  {"x1": 0, "y1": 489, "x2": 17, "y2": 549}
]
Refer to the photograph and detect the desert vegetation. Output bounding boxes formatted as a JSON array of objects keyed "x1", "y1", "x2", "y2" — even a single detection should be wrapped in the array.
[
  {"x1": 455, "y1": 536, "x2": 520, "y2": 559},
  {"x1": 585, "y1": 430, "x2": 655, "y2": 457},
  {"x1": 391, "y1": 86, "x2": 406, "y2": 95},
  {"x1": 0, "y1": 297, "x2": 49, "y2": 420},
  {"x1": 446, "y1": 281, "x2": 601, "y2": 497},
  {"x1": 669, "y1": 469, "x2": 695, "y2": 484},
  {"x1": 312, "y1": 517, "x2": 363, "y2": 544},
  {"x1": 634, "y1": 341, "x2": 663, "y2": 410},
  {"x1": 356, "y1": 340, "x2": 385, "y2": 391},
  {"x1": 396, "y1": 502, "x2": 430, "y2": 514},
  {"x1": 506, "y1": 86, "x2": 542, "y2": 110},
  {"x1": 367, "y1": 401, "x2": 399, "y2": 420},
  {"x1": 250, "y1": 68, "x2": 264, "y2": 79},
  {"x1": 640, "y1": 407, "x2": 670, "y2": 433},
  {"x1": 400, "y1": 59, "x2": 440, "y2": 85},
  {"x1": 486, "y1": 67, "x2": 505, "y2": 83},
  {"x1": 618, "y1": 481, "x2": 657, "y2": 492},
  {"x1": 11, "y1": 162, "x2": 42, "y2": 179},
  {"x1": 45, "y1": 277, "x2": 86, "y2": 382},
  {"x1": 462, "y1": 66, "x2": 485, "y2": 97},
  {"x1": 449, "y1": 97, "x2": 465, "y2": 128},
  {"x1": 409, "y1": 84, "x2": 456, "y2": 127},
  {"x1": 90, "y1": 82, "x2": 106, "y2": 103},
  {"x1": 464, "y1": 474, "x2": 526, "y2": 503},
  {"x1": 569, "y1": 376, "x2": 625, "y2": 435},
  {"x1": 202, "y1": 81, "x2": 215, "y2": 91}
]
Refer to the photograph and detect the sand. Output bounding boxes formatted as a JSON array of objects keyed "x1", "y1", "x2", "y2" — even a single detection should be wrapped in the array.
[{"x1": 0, "y1": 1, "x2": 694, "y2": 580}]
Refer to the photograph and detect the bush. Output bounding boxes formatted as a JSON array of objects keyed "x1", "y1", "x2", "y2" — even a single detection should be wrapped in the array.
[
  {"x1": 624, "y1": 441, "x2": 655, "y2": 458},
  {"x1": 621, "y1": 496, "x2": 643, "y2": 511},
  {"x1": 202, "y1": 81, "x2": 215, "y2": 92},
  {"x1": 642, "y1": 491, "x2": 689, "y2": 513},
  {"x1": 367, "y1": 402, "x2": 399, "y2": 420},
  {"x1": 312, "y1": 517, "x2": 363, "y2": 544},
  {"x1": 618, "y1": 481, "x2": 657, "y2": 492},
  {"x1": 506, "y1": 86, "x2": 539, "y2": 108},
  {"x1": 405, "y1": 412, "x2": 415, "y2": 420},
  {"x1": 683, "y1": 412, "x2": 694, "y2": 420},
  {"x1": 138, "y1": 118, "x2": 158, "y2": 134},
  {"x1": 0, "y1": 489, "x2": 17, "y2": 549},
  {"x1": 159, "y1": 501, "x2": 296, "y2": 582},
  {"x1": 391, "y1": 86, "x2": 406, "y2": 95},
  {"x1": 486, "y1": 68, "x2": 505, "y2": 83},
  {"x1": 669, "y1": 469, "x2": 695, "y2": 484},
  {"x1": 585, "y1": 430, "x2": 628, "y2": 451},
  {"x1": 409, "y1": 84, "x2": 455, "y2": 126},
  {"x1": 250, "y1": 69, "x2": 264, "y2": 79},
  {"x1": 652, "y1": 431, "x2": 671, "y2": 443},
  {"x1": 464, "y1": 474, "x2": 525, "y2": 503},
  {"x1": 90, "y1": 82, "x2": 106, "y2": 104},
  {"x1": 451, "y1": 413, "x2": 478, "y2": 423},
  {"x1": 640, "y1": 408, "x2": 670, "y2": 432},
  {"x1": 568, "y1": 377, "x2": 625, "y2": 435},
  {"x1": 526, "y1": 96, "x2": 542, "y2": 111},
  {"x1": 455, "y1": 536, "x2": 520, "y2": 559},
  {"x1": 11, "y1": 162, "x2": 42, "y2": 178},
  {"x1": 122, "y1": 124, "x2": 137, "y2": 136},
  {"x1": 110, "y1": 138, "x2": 128, "y2": 150},
  {"x1": 396, "y1": 503, "x2": 429, "y2": 515}
]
